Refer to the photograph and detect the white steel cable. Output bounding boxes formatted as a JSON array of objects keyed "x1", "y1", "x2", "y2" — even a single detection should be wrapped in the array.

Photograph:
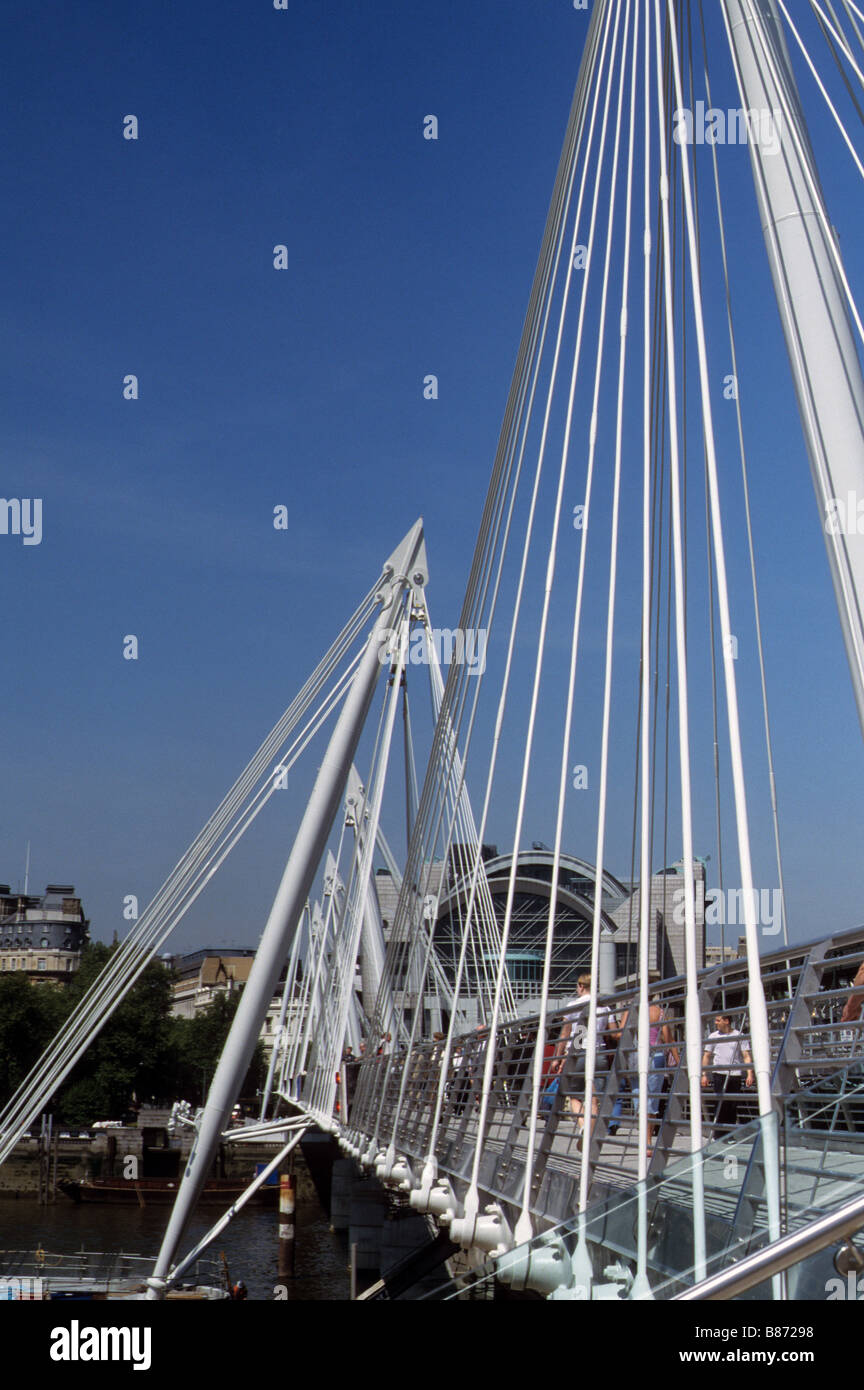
[
  {"x1": 358, "y1": 635, "x2": 495, "y2": 1148},
  {"x1": 307, "y1": 612, "x2": 409, "y2": 1125},
  {"x1": 165, "y1": 1123, "x2": 310, "y2": 1288},
  {"x1": 653, "y1": 0, "x2": 706, "y2": 1284},
  {"x1": 3, "y1": 653, "x2": 362, "y2": 1101},
  {"x1": 400, "y1": 619, "x2": 508, "y2": 1023},
  {"x1": 515, "y1": 0, "x2": 637, "y2": 1250},
  {"x1": 402, "y1": 679, "x2": 420, "y2": 847},
  {"x1": 809, "y1": 0, "x2": 864, "y2": 94},
  {"x1": 840, "y1": 0, "x2": 864, "y2": 57},
  {"x1": 259, "y1": 902, "x2": 307, "y2": 1120},
  {"x1": 741, "y1": 1, "x2": 864, "y2": 351},
  {"x1": 575, "y1": 0, "x2": 638, "y2": 1235},
  {"x1": 0, "y1": 631, "x2": 368, "y2": 1139},
  {"x1": 289, "y1": 891, "x2": 339, "y2": 1092},
  {"x1": 0, "y1": 623, "x2": 373, "y2": 1164},
  {"x1": 291, "y1": 844, "x2": 345, "y2": 1086},
  {"x1": 372, "y1": 602, "x2": 505, "y2": 1036},
  {"x1": 357, "y1": 0, "x2": 613, "y2": 1117},
  {"x1": 376, "y1": 615, "x2": 518, "y2": 1158},
  {"x1": 362, "y1": 0, "x2": 621, "y2": 1170},
  {"x1": 666, "y1": 0, "x2": 782, "y2": 1269},
  {"x1": 460, "y1": 0, "x2": 627, "y2": 1236},
  {"x1": 370, "y1": 813, "x2": 460, "y2": 1027},
  {"x1": 779, "y1": 0, "x2": 864, "y2": 182},
  {"x1": 721, "y1": 0, "x2": 864, "y2": 744},
  {"x1": 423, "y1": 628, "x2": 515, "y2": 1020},
  {"x1": 0, "y1": 607, "x2": 373, "y2": 1117},
  {"x1": 296, "y1": 883, "x2": 340, "y2": 1083},
  {"x1": 307, "y1": 817, "x2": 371, "y2": 1109},
  {"x1": 632, "y1": 0, "x2": 655, "y2": 1302},
  {"x1": 230, "y1": 617, "x2": 398, "y2": 1121},
  {"x1": 309, "y1": 769, "x2": 395, "y2": 1117},
  {"x1": 698, "y1": 0, "x2": 789, "y2": 948}
]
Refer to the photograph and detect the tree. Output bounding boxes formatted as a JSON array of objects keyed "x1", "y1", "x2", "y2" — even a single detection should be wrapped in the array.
[
  {"x1": 171, "y1": 991, "x2": 267, "y2": 1106},
  {"x1": 0, "y1": 974, "x2": 66, "y2": 1107},
  {"x1": 56, "y1": 943, "x2": 176, "y2": 1124},
  {"x1": 0, "y1": 944, "x2": 267, "y2": 1124}
]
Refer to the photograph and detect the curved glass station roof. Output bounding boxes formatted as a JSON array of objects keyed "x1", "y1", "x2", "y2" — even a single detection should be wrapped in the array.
[{"x1": 434, "y1": 849, "x2": 625, "y2": 1002}]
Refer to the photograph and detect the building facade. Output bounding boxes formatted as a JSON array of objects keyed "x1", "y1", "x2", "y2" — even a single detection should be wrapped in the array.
[
  {"x1": 168, "y1": 949, "x2": 257, "y2": 1019},
  {"x1": 0, "y1": 883, "x2": 89, "y2": 983},
  {"x1": 373, "y1": 847, "x2": 708, "y2": 1024}
]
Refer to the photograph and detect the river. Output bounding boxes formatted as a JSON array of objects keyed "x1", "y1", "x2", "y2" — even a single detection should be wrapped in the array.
[{"x1": 0, "y1": 1194, "x2": 350, "y2": 1301}]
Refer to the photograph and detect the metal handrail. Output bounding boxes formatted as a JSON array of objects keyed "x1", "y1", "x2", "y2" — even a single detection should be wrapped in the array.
[
  {"x1": 337, "y1": 924, "x2": 864, "y2": 1236},
  {"x1": 673, "y1": 1187, "x2": 864, "y2": 1300}
]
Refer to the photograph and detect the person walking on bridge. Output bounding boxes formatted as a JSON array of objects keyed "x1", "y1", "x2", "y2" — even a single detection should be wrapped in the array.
[
  {"x1": 551, "y1": 973, "x2": 614, "y2": 1136},
  {"x1": 701, "y1": 1013, "x2": 754, "y2": 1132},
  {"x1": 612, "y1": 997, "x2": 679, "y2": 1148}
]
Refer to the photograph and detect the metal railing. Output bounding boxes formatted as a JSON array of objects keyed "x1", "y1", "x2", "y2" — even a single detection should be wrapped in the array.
[
  {"x1": 416, "y1": 1057, "x2": 864, "y2": 1300},
  {"x1": 0, "y1": 1247, "x2": 230, "y2": 1297},
  {"x1": 331, "y1": 923, "x2": 864, "y2": 1236}
]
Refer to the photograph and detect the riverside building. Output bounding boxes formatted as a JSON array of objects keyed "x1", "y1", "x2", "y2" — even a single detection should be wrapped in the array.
[{"x1": 0, "y1": 883, "x2": 89, "y2": 983}]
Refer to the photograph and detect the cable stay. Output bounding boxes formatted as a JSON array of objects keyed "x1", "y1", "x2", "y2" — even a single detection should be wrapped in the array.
[{"x1": 10, "y1": 0, "x2": 864, "y2": 1302}]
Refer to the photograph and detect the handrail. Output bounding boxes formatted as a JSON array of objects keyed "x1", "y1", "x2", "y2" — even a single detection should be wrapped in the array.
[{"x1": 673, "y1": 1187, "x2": 864, "y2": 1300}]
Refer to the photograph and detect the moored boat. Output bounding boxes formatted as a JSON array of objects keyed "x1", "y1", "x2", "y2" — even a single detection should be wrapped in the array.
[{"x1": 58, "y1": 1176, "x2": 278, "y2": 1205}]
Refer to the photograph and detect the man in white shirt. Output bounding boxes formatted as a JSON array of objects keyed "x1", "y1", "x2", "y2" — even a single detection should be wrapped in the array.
[
  {"x1": 552, "y1": 973, "x2": 614, "y2": 1129},
  {"x1": 701, "y1": 1013, "x2": 754, "y2": 1131}
]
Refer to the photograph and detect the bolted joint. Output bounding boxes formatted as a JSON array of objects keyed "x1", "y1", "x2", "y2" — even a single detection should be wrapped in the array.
[
  {"x1": 386, "y1": 1155, "x2": 416, "y2": 1193},
  {"x1": 449, "y1": 1201, "x2": 513, "y2": 1258},
  {"x1": 496, "y1": 1235, "x2": 570, "y2": 1297},
  {"x1": 425, "y1": 1177, "x2": 463, "y2": 1225},
  {"x1": 358, "y1": 1142, "x2": 377, "y2": 1171}
]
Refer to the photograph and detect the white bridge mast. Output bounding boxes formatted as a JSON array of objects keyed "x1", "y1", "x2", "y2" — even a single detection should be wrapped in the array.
[
  {"x1": 722, "y1": 0, "x2": 864, "y2": 736},
  {"x1": 146, "y1": 520, "x2": 428, "y2": 1299}
]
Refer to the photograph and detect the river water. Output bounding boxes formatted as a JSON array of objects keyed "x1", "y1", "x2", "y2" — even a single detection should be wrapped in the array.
[{"x1": 0, "y1": 1195, "x2": 350, "y2": 1301}]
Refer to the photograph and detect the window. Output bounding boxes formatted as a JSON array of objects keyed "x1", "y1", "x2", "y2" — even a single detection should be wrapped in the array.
[
  {"x1": 37, "y1": 959, "x2": 46, "y2": 971},
  {"x1": 616, "y1": 944, "x2": 639, "y2": 980}
]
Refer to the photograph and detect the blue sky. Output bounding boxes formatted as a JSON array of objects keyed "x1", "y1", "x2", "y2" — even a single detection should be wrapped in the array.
[{"x1": 1, "y1": 0, "x2": 863, "y2": 956}]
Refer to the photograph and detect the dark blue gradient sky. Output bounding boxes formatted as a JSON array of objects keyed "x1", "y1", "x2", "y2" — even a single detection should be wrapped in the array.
[{"x1": 1, "y1": 1, "x2": 862, "y2": 955}]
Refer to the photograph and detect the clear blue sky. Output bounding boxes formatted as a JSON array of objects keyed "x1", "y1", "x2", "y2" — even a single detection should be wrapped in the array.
[{"x1": 1, "y1": 0, "x2": 862, "y2": 956}]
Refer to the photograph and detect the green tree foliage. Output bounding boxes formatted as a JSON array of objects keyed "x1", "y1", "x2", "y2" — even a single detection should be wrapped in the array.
[
  {"x1": 0, "y1": 974, "x2": 66, "y2": 1103},
  {"x1": 171, "y1": 990, "x2": 267, "y2": 1106},
  {"x1": 57, "y1": 943, "x2": 177, "y2": 1125},
  {"x1": 0, "y1": 946, "x2": 268, "y2": 1124}
]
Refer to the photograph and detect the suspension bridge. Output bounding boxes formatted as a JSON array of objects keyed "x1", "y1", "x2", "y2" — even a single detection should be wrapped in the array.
[{"x1": 3, "y1": 0, "x2": 864, "y2": 1301}]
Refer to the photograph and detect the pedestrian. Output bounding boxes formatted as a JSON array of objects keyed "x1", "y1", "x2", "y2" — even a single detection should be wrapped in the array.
[
  {"x1": 701, "y1": 1013, "x2": 754, "y2": 1131},
  {"x1": 613, "y1": 997, "x2": 679, "y2": 1149},
  {"x1": 551, "y1": 972, "x2": 614, "y2": 1136}
]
